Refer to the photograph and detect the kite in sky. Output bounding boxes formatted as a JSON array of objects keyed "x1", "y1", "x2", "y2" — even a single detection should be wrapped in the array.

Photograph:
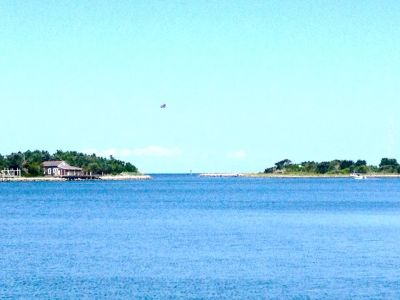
[{"x1": 160, "y1": 104, "x2": 166, "y2": 109}]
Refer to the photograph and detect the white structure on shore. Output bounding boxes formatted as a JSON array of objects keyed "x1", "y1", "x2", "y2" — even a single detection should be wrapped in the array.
[{"x1": 1, "y1": 169, "x2": 21, "y2": 181}]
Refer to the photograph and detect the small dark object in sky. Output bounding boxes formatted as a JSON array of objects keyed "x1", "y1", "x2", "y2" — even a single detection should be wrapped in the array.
[{"x1": 160, "y1": 104, "x2": 166, "y2": 109}]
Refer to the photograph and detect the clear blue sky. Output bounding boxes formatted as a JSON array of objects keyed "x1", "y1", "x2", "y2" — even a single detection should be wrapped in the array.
[{"x1": 1, "y1": 1, "x2": 399, "y2": 173}]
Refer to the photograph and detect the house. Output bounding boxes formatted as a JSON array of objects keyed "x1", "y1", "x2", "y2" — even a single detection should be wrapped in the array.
[{"x1": 42, "y1": 161, "x2": 83, "y2": 177}]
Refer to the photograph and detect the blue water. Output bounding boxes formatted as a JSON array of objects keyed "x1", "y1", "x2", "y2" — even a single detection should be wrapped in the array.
[{"x1": 1, "y1": 175, "x2": 400, "y2": 298}]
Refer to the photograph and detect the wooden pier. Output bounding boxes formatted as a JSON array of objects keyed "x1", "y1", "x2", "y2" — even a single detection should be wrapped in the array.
[{"x1": 61, "y1": 174, "x2": 100, "y2": 180}]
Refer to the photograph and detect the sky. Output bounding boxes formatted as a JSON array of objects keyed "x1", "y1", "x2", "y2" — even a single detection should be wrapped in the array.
[{"x1": 1, "y1": 0, "x2": 399, "y2": 173}]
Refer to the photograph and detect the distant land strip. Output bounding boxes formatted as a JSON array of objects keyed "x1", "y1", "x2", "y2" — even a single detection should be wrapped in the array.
[
  {"x1": 262, "y1": 158, "x2": 400, "y2": 176},
  {"x1": 200, "y1": 158, "x2": 400, "y2": 178}
]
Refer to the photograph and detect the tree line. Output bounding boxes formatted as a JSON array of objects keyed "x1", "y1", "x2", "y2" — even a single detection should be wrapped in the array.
[
  {"x1": 0, "y1": 150, "x2": 138, "y2": 176},
  {"x1": 264, "y1": 158, "x2": 400, "y2": 174}
]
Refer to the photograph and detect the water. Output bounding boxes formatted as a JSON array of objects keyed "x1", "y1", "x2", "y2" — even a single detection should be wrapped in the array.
[{"x1": 1, "y1": 175, "x2": 400, "y2": 298}]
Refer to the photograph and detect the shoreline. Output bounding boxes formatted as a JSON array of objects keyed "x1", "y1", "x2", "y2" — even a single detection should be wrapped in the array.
[
  {"x1": 199, "y1": 173, "x2": 400, "y2": 178},
  {"x1": 99, "y1": 175, "x2": 152, "y2": 180},
  {"x1": 1, "y1": 175, "x2": 152, "y2": 182},
  {"x1": 243, "y1": 173, "x2": 400, "y2": 178},
  {"x1": 3, "y1": 174, "x2": 400, "y2": 182}
]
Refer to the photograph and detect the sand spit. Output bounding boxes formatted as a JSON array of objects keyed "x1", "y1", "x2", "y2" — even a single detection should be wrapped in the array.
[
  {"x1": 199, "y1": 173, "x2": 244, "y2": 177},
  {"x1": 99, "y1": 175, "x2": 152, "y2": 180}
]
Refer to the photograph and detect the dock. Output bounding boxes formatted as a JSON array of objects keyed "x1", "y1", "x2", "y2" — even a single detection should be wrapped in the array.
[{"x1": 61, "y1": 174, "x2": 100, "y2": 180}]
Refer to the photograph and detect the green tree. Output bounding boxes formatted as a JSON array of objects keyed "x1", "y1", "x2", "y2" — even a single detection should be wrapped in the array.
[
  {"x1": 125, "y1": 162, "x2": 138, "y2": 173},
  {"x1": 26, "y1": 162, "x2": 42, "y2": 176},
  {"x1": 316, "y1": 161, "x2": 330, "y2": 174},
  {"x1": 379, "y1": 158, "x2": 399, "y2": 168},
  {"x1": 264, "y1": 167, "x2": 276, "y2": 173},
  {"x1": 86, "y1": 162, "x2": 100, "y2": 174},
  {"x1": 300, "y1": 161, "x2": 318, "y2": 173},
  {"x1": 275, "y1": 159, "x2": 292, "y2": 170},
  {"x1": 339, "y1": 160, "x2": 354, "y2": 170},
  {"x1": 379, "y1": 158, "x2": 399, "y2": 173},
  {"x1": 0, "y1": 154, "x2": 6, "y2": 170},
  {"x1": 6, "y1": 152, "x2": 25, "y2": 170},
  {"x1": 353, "y1": 165, "x2": 368, "y2": 174},
  {"x1": 328, "y1": 160, "x2": 341, "y2": 173},
  {"x1": 355, "y1": 160, "x2": 367, "y2": 167}
]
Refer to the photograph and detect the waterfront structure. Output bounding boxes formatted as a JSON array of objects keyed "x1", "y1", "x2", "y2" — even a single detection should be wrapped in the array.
[
  {"x1": 42, "y1": 161, "x2": 83, "y2": 177},
  {"x1": 1, "y1": 168, "x2": 21, "y2": 181}
]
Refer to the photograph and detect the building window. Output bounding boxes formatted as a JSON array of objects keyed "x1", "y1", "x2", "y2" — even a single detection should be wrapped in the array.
[{"x1": 48, "y1": 168, "x2": 51, "y2": 175}]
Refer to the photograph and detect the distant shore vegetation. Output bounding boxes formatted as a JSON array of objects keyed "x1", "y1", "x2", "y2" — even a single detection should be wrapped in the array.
[
  {"x1": 0, "y1": 150, "x2": 138, "y2": 176},
  {"x1": 264, "y1": 158, "x2": 400, "y2": 175}
]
